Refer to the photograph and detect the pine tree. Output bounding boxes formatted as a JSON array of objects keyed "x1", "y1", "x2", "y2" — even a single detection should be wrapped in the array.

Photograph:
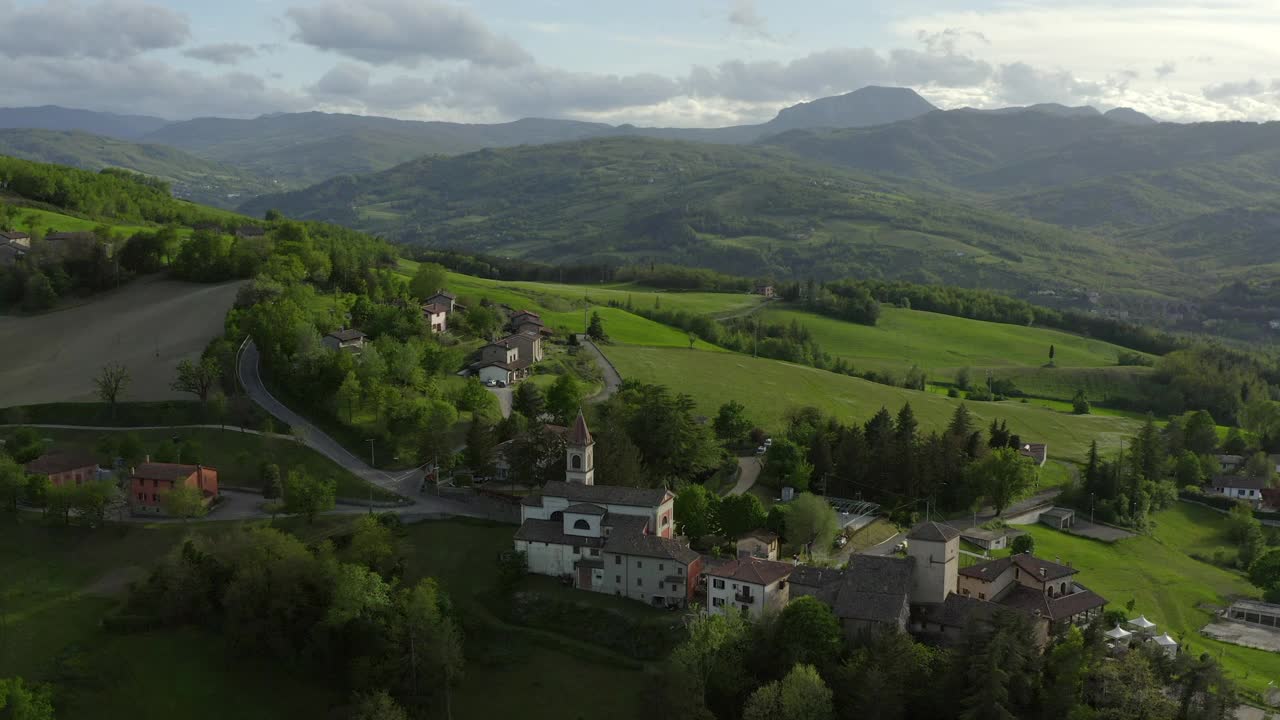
[
  {"x1": 894, "y1": 404, "x2": 919, "y2": 499},
  {"x1": 465, "y1": 419, "x2": 497, "y2": 478},
  {"x1": 808, "y1": 429, "x2": 834, "y2": 494}
]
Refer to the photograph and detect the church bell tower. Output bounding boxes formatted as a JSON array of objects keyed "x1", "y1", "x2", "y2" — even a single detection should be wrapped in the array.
[{"x1": 566, "y1": 409, "x2": 595, "y2": 485}]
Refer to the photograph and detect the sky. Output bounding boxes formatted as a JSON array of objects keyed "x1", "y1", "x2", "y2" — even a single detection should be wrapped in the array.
[{"x1": 3, "y1": 0, "x2": 1280, "y2": 125}]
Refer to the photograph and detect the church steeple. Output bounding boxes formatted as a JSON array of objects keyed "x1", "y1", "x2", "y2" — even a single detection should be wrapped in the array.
[{"x1": 566, "y1": 409, "x2": 595, "y2": 485}]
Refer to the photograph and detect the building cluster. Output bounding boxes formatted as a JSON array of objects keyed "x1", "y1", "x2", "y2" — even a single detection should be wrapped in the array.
[
  {"x1": 0, "y1": 230, "x2": 30, "y2": 266},
  {"x1": 513, "y1": 414, "x2": 1107, "y2": 645},
  {"x1": 322, "y1": 289, "x2": 462, "y2": 355},
  {"x1": 470, "y1": 310, "x2": 550, "y2": 387},
  {"x1": 1207, "y1": 453, "x2": 1280, "y2": 510},
  {"x1": 23, "y1": 451, "x2": 220, "y2": 516}
]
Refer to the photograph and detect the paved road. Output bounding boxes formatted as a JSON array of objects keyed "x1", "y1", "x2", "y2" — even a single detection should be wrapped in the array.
[
  {"x1": 578, "y1": 336, "x2": 622, "y2": 403},
  {"x1": 0, "y1": 423, "x2": 291, "y2": 438},
  {"x1": 861, "y1": 488, "x2": 1062, "y2": 557},
  {"x1": 237, "y1": 340, "x2": 481, "y2": 514},
  {"x1": 727, "y1": 456, "x2": 762, "y2": 496},
  {"x1": 487, "y1": 386, "x2": 513, "y2": 418}
]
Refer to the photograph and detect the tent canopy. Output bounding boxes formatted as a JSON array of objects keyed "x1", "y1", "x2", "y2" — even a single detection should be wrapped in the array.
[
  {"x1": 1153, "y1": 633, "x2": 1177, "y2": 646},
  {"x1": 1104, "y1": 626, "x2": 1132, "y2": 639},
  {"x1": 1128, "y1": 615, "x2": 1156, "y2": 629}
]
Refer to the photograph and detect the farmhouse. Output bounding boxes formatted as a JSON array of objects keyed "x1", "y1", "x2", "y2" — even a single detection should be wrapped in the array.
[
  {"x1": 473, "y1": 334, "x2": 541, "y2": 385},
  {"x1": 427, "y1": 291, "x2": 456, "y2": 313},
  {"x1": 129, "y1": 462, "x2": 219, "y2": 514},
  {"x1": 705, "y1": 556, "x2": 794, "y2": 618},
  {"x1": 514, "y1": 413, "x2": 691, "y2": 606},
  {"x1": 957, "y1": 553, "x2": 1107, "y2": 634},
  {"x1": 323, "y1": 328, "x2": 367, "y2": 353},
  {"x1": 1018, "y1": 442, "x2": 1048, "y2": 467},
  {"x1": 509, "y1": 310, "x2": 550, "y2": 336},
  {"x1": 0, "y1": 236, "x2": 27, "y2": 266},
  {"x1": 0, "y1": 230, "x2": 31, "y2": 247},
  {"x1": 422, "y1": 303, "x2": 448, "y2": 334},
  {"x1": 1217, "y1": 454, "x2": 1245, "y2": 474},
  {"x1": 25, "y1": 451, "x2": 102, "y2": 487},
  {"x1": 736, "y1": 529, "x2": 780, "y2": 560},
  {"x1": 1210, "y1": 476, "x2": 1266, "y2": 507},
  {"x1": 753, "y1": 285, "x2": 775, "y2": 298}
]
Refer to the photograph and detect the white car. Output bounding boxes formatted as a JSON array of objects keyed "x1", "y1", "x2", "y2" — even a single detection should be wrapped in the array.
[
  {"x1": 484, "y1": 379, "x2": 497, "y2": 387},
  {"x1": 755, "y1": 445, "x2": 767, "y2": 455},
  {"x1": 763, "y1": 438, "x2": 773, "y2": 447}
]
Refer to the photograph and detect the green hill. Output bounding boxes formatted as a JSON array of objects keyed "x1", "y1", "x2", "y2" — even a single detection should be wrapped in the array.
[
  {"x1": 247, "y1": 136, "x2": 1173, "y2": 300},
  {"x1": 0, "y1": 129, "x2": 275, "y2": 209}
]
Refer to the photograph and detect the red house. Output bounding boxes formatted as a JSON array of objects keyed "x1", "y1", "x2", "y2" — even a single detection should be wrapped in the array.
[
  {"x1": 25, "y1": 452, "x2": 101, "y2": 487},
  {"x1": 129, "y1": 462, "x2": 219, "y2": 514}
]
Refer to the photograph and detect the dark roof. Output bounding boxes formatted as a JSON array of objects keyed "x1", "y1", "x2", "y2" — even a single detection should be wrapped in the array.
[
  {"x1": 1214, "y1": 476, "x2": 1268, "y2": 490},
  {"x1": 960, "y1": 553, "x2": 1078, "y2": 583},
  {"x1": 739, "y1": 529, "x2": 779, "y2": 543},
  {"x1": 1018, "y1": 443, "x2": 1048, "y2": 465},
  {"x1": 478, "y1": 358, "x2": 531, "y2": 371},
  {"x1": 1041, "y1": 507, "x2": 1075, "y2": 519},
  {"x1": 520, "y1": 493, "x2": 544, "y2": 507},
  {"x1": 539, "y1": 481, "x2": 670, "y2": 508},
  {"x1": 25, "y1": 451, "x2": 99, "y2": 475},
  {"x1": 132, "y1": 462, "x2": 202, "y2": 481},
  {"x1": 908, "y1": 520, "x2": 960, "y2": 542},
  {"x1": 422, "y1": 303, "x2": 449, "y2": 315},
  {"x1": 514, "y1": 518, "x2": 605, "y2": 548},
  {"x1": 806, "y1": 556, "x2": 915, "y2": 625},
  {"x1": 705, "y1": 557, "x2": 794, "y2": 585},
  {"x1": 568, "y1": 410, "x2": 593, "y2": 446},
  {"x1": 46, "y1": 231, "x2": 96, "y2": 241},
  {"x1": 564, "y1": 503, "x2": 607, "y2": 516},
  {"x1": 512, "y1": 310, "x2": 542, "y2": 320},
  {"x1": 845, "y1": 555, "x2": 916, "y2": 594},
  {"x1": 327, "y1": 328, "x2": 366, "y2": 342},
  {"x1": 789, "y1": 565, "x2": 847, "y2": 590},
  {"x1": 832, "y1": 588, "x2": 910, "y2": 625},
  {"x1": 1217, "y1": 454, "x2": 1245, "y2": 464},
  {"x1": 430, "y1": 290, "x2": 456, "y2": 300},
  {"x1": 998, "y1": 584, "x2": 1106, "y2": 622},
  {"x1": 498, "y1": 333, "x2": 538, "y2": 345},
  {"x1": 604, "y1": 532, "x2": 699, "y2": 563},
  {"x1": 0, "y1": 230, "x2": 30, "y2": 241},
  {"x1": 922, "y1": 593, "x2": 1001, "y2": 629}
]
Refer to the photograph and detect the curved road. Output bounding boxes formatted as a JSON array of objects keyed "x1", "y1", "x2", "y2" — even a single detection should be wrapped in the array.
[
  {"x1": 578, "y1": 336, "x2": 622, "y2": 403},
  {"x1": 727, "y1": 456, "x2": 763, "y2": 496}
]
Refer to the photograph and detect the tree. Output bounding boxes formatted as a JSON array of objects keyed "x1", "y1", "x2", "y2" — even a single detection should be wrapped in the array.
[
  {"x1": 465, "y1": 419, "x2": 497, "y2": 478},
  {"x1": 1245, "y1": 452, "x2": 1276, "y2": 485},
  {"x1": 283, "y1": 470, "x2": 337, "y2": 523},
  {"x1": 744, "y1": 664, "x2": 833, "y2": 720},
  {"x1": 335, "y1": 371, "x2": 362, "y2": 423},
  {"x1": 763, "y1": 439, "x2": 812, "y2": 492},
  {"x1": 1174, "y1": 450, "x2": 1205, "y2": 487},
  {"x1": 544, "y1": 374, "x2": 583, "y2": 425},
  {"x1": 162, "y1": 483, "x2": 208, "y2": 521},
  {"x1": 462, "y1": 305, "x2": 500, "y2": 340},
  {"x1": 1041, "y1": 627, "x2": 1086, "y2": 719},
  {"x1": 0, "y1": 456, "x2": 24, "y2": 513},
  {"x1": 24, "y1": 475, "x2": 52, "y2": 508},
  {"x1": 1072, "y1": 389, "x2": 1090, "y2": 415},
  {"x1": 717, "y1": 493, "x2": 767, "y2": 540},
  {"x1": 93, "y1": 362, "x2": 131, "y2": 418},
  {"x1": 346, "y1": 514, "x2": 397, "y2": 576},
  {"x1": 595, "y1": 421, "x2": 648, "y2": 488},
  {"x1": 968, "y1": 448, "x2": 1036, "y2": 516},
  {"x1": 787, "y1": 493, "x2": 838, "y2": 555},
  {"x1": 512, "y1": 382, "x2": 545, "y2": 420},
  {"x1": 171, "y1": 356, "x2": 221, "y2": 402},
  {"x1": 0, "y1": 677, "x2": 55, "y2": 720},
  {"x1": 409, "y1": 262, "x2": 448, "y2": 302},
  {"x1": 955, "y1": 367, "x2": 972, "y2": 391},
  {"x1": 398, "y1": 578, "x2": 465, "y2": 718},
  {"x1": 350, "y1": 690, "x2": 408, "y2": 720},
  {"x1": 1223, "y1": 427, "x2": 1248, "y2": 456},
  {"x1": 1010, "y1": 534, "x2": 1035, "y2": 555},
  {"x1": 1049, "y1": 344, "x2": 1056, "y2": 364},
  {"x1": 261, "y1": 463, "x2": 282, "y2": 499},
  {"x1": 1248, "y1": 549, "x2": 1280, "y2": 601},
  {"x1": 674, "y1": 484, "x2": 719, "y2": 538},
  {"x1": 713, "y1": 400, "x2": 753, "y2": 444},
  {"x1": 776, "y1": 596, "x2": 843, "y2": 669},
  {"x1": 1184, "y1": 411, "x2": 1220, "y2": 456},
  {"x1": 587, "y1": 311, "x2": 608, "y2": 342},
  {"x1": 21, "y1": 272, "x2": 57, "y2": 311}
]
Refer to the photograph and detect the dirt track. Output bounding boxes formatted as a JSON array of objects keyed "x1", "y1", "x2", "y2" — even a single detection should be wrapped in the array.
[{"x1": 0, "y1": 277, "x2": 243, "y2": 407}]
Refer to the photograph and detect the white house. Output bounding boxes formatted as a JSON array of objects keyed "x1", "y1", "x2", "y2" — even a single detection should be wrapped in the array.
[
  {"x1": 705, "y1": 556, "x2": 794, "y2": 618},
  {"x1": 1211, "y1": 476, "x2": 1266, "y2": 507},
  {"x1": 422, "y1": 303, "x2": 448, "y2": 334}
]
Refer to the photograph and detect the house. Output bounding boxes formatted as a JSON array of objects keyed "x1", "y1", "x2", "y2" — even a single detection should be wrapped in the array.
[
  {"x1": 753, "y1": 285, "x2": 775, "y2": 298},
  {"x1": 514, "y1": 413, "x2": 691, "y2": 606},
  {"x1": 1217, "y1": 454, "x2": 1245, "y2": 474},
  {"x1": 508, "y1": 310, "x2": 550, "y2": 336},
  {"x1": 323, "y1": 328, "x2": 367, "y2": 353},
  {"x1": 705, "y1": 556, "x2": 794, "y2": 618},
  {"x1": 0, "y1": 242, "x2": 25, "y2": 266},
  {"x1": 960, "y1": 526, "x2": 1015, "y2": 551},
  {"x1": 791, "y1": 554, "x2": 915, "y2": 638},
  {"x1": 912, "y1": 593, "x2": 1004, "y2": 646},
  {"x1": 422, "y1": 303, "x2": 449, "y2": 334},
  {"x1": 192, "y1": 222, "x2": 223, "y2": 233},
  {"x1": 1225, "y1": 599, "x2": 1280, "y2": 630},
  {"x1": 957, "y1": 553, "x2": 1107, "y2": 634},
  {"x1": 0, "y1": 230, "x2": 31, "y2": 248},
  {"x1": 1261, "y1": 488, "x2": 1280, "y2": 512},
  {"x1": 235, "y1": 226, "x2": 267, "y2": 239},
  {"x1": 501, "y1": 332, "x2": 544, "y2": 363},
  {"x1": 129, "y1": 462, "x2": 219, "y2": 514},
  {"x1": 736, "y1": 529, "x2": 780, "y2": 560},
  {"x1": 1039, "y1": 507, "x2": 1075, "y2": 530},
  {"x1": 1210, "y1": 476, "x2": 1267, "y2": 507},
  {"x1": 475, "y1": 338, "x2": 532, "y2": 385},
  {"x1": 25, "y1": 452, "x2": 101, "y2": 487},
  {"x1": 427, "y1": 291, "x2": 457, "y2": 314},
  {"x1": 1018, "y1": 443, "x2": 1048, "y2": 467}
]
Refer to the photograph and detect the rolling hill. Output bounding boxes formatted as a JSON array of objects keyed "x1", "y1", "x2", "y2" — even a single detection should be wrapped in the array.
[
  {"x1": 243, "y1": 136, "x2": 1173, "y2": 300},
  {"x1": 0, "y1": 129, "x2": 275, "y2": 208},
  {"x1": 0, "y1": 105, "x2": 170, "y2": 140}
]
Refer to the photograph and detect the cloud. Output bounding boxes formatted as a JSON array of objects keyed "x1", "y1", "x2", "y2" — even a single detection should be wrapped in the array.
[
  {"x1": 0, "y1": 0, "x2": 188, "y2": 60},
  {"x1": 1202, "y1": 78, "x2": 1266, "y2": 100},
  {"x1": 728, "y1": 0, "x2": 768, "y2": 36},
  {"x1": 183, "y1": 43, "x2": 257, "y2": 66},
  {"x1": 0, "y1": 56, "x2": 304, "y2": 118},
  {"x1": 994, "y1": 62, "x2": 1104, "y2": 105},
  {"x1": 287, "y1": 0, "x2": 531, "y2": 67},
  {"x1": 1155, "y1": 61, "x2": 1177, "y2": 79}
]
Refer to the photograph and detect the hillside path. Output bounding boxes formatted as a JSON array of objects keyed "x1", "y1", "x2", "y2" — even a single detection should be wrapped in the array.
[
  {"x1": 578, "y1": 336, "x2": 622, "y2": 402},
  {"x1": 727, "y1": 456, "x2": 762, "y2": 496}
]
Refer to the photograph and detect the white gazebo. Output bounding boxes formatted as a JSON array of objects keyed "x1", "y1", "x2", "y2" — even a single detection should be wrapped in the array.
[
  {"x1": 1104, "y1": 625, "x2": 1132, "y2": 641},
  {"x1": 1128, "y1": 615, "x2": 1157, "y2": 632},
  {"x1": 1152, "y1": 633, "x2": 1178, "y2": 657}
]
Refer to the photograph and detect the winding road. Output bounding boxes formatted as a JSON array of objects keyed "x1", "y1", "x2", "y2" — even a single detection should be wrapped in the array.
[{"x1": 578, "y1": 336, "x2": 623, "y2": 402}]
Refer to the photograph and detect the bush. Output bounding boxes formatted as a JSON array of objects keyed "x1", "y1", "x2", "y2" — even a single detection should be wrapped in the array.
[{"x1": 506, "y1": 591, "x2": 684, "y2": 660}]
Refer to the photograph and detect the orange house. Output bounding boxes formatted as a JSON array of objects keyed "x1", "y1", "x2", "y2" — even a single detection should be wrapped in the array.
[
  {"x1": 129, "y1": 462, "x2": 219, "y2": 514},
  {"x1": 25, "y1": 452, "x2": 101, "y2": 487}
]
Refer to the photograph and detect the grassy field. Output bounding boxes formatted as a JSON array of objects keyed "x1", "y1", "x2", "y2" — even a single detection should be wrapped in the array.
[
  {"x1": 0, "y1": 517, "x2": 648, "y2": 720},
  {"x1": 14, "y1": 427, "x2": 398, "y2": 500},
  {"x1": 0, "y1": 277, "x2": 243, "y2": 406},
  {"x1": 1012, "y1": 506, "x2": 1279, "y2": 697},
  {"x1": 605, "y1": 345, "x2": 1140, "y2": 461}
]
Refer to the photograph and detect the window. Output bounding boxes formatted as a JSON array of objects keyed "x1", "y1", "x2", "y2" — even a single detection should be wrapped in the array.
[
  {"x1": 636, "y1": 578, "x2": 643, "y2": 587},
  {"x1": 662, "y1": 515, "x2": 669, "y2": 526},
  {"x1": 1061, "y1": 582, "x2": 1067, "y2": 595},
  {"x1": 572, "y1": 546, "x2": 580, "y2": 555},
  {"x1": 979, "y1": 593, "x2": 986, "y2": 600},
  {"x1": 712, "y1": 597, "x2": 725, "y2": 607},
  {"x1": 962, "y1": 588, "x2": 970, "y2": 596},
  {"x1": 137, "y1": 493, "x2": 143, "y2": 501},
  {"x1": 614, "y1": 555, "x2": 621, "y2": 565},
  {"x1": 677, "y1": 566, "x2": 684, "y2": 576},
  {"x1": 713, "y1": 579, "x2": 725, "y2": 589},
  {"x1": 572, "y1": 455, "x2": 582, "y2": 470},
  {"x1": 636, "y1": 560, "x2": 642, "y2": 568},
  {"x1": 616, "y1": 575, "x2": 621, "y2": 584},
  {"x1": 659, "y1": 563, "x2": 665, "y2": 571},
  {"x1": 590, "y1": 548, "x2": 599, "y2": 557},
  {"x1": 573, "y1": 519, "x2": 590, "y2": 530}
]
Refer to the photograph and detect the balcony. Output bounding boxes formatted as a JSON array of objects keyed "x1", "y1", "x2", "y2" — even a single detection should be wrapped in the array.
[{"x1": 735, "y1": 592, "x2": 755, "y2": 604}]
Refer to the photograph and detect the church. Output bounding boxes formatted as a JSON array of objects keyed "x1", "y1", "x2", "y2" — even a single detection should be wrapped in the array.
[{"x1": 514, "y1": 411, "x2": 703, "y2": 608}]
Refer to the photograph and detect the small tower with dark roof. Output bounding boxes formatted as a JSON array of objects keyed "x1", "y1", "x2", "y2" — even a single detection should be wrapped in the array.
[
  {"x1": 906, "y1": 520, "x2": 959, "y2": 604},
  {"x1": 566, "y1": 409, "x2": 595, "y2": 485}
]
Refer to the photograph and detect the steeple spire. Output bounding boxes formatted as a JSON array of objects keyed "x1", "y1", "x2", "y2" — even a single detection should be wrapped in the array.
[{"x1": 565, "y1": 408, "x2": 595, "y2": 485}]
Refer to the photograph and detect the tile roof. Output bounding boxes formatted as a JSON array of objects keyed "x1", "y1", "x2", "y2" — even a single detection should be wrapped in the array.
[
  {"x1": 26, "y1": 452, "x2": 100, "y2": 475},
  {"x1": 793, "y1": 556, "x2": 914, "y2": 625},
  {"x1": 568, "y1": 410, "x2": 593, "y2": 445},
  {"x1": 1214, "y1": 476, "x2": 1268, "y2": 490},
  {"x1": 789, "y1": 565, "x2": 847, "y2": 590},
  {"x1": 539, "y1": 481, "x2": 669, "y2": 508},
  {"x1": 998, "y1": 584, "x2": 1107, "y2": 622},
  {"x1": 132, "y1": 462, "x2": 201, "y2": 481},
  {"x1": 430, "y1": 290, "x2": 456, "y2": 299},
  {"x1": 327, "y1": 328, "x2": 366, "y2": 342},
  {"x1": 739, "y1": 529, "x2": 779, "y2": 543},
  {"x1": 922, "y1": 593, "x2": 1001, "y2": 629},
  {"x1": 422, "y1": 303, "x2": 449, "y2": 315},
  {"x1": 514, "y1": 518, "x2": 605, "y2": 548},
  {"x1": 908, "y1": 520, "x2": 960, "y2": 542},
  {"x1": 564, "y1": 503, "x2": 607, "y2": 516},
  {"x1": 705, "y1": 557, "x2": 794, "y2": 586},
  {"x1": 0, "y1": 230, "x2": 30, "y2": 241},
  {"x1": 960, "y1": 553, "x2": 1078, "y2": 583},
  {"x1": 1041, "y1": 507, "x2": 1075, "y2": 519},
  {"x1": 604, "y1": 532, "x2": 699, "y2": 563}
]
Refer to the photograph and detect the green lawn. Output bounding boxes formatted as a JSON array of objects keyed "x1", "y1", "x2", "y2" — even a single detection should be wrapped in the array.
[
  {"x1": 542, "y1": 306, "x2": 724, "y2": 350},
  {"x1": 13, "y1": 427, "x2": 399, "y2": 501},
  {"x1": 1014, "y1": 509, "x2": 1279, "y2": 697},
  {"x1": 605, "y1": 345, "x2": 1141, "y2": 462}
]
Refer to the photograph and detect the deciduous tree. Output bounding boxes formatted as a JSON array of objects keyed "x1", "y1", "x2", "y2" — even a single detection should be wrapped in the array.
[
  {"x1": 162, "y1": 483, "x2": 208, "y2": 521},
  {"x1": 787, "y1": 493, "x2": 838, "y2": 554},
  {"x1": 674, "y1": 484, "x2": 719, "y2": 539},
  {"x1": 93, "y1": 362, "x2": 131, "y2": 418},
  {"x1": 283, "y1": 470, "x2": 337, "y2": 523},
  {"x1": 969, "y1": 448, "x2": 1036, "y2": 516},
  {"x1": 171, "y1": 356, "x2": 221, "y2": 402},
  {"x1": 717, "y1": 493, "x2": 767, "y2": 540}
]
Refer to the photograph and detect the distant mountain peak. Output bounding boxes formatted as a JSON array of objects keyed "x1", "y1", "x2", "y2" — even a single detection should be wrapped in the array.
[
  {"x1": 766, "y1": 86, "x2": 938, "y2": 132},
  {"x1": 1104, "y1": 107, "x2": 1157, "y2": 125}
]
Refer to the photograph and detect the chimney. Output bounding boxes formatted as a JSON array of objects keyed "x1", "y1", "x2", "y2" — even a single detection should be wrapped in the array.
[
  {"x1": 144, "y1": 454, "x2": 151, "y2": 463},
  {"x1": 1039, "y1": 568, "x2": 1046, "y2": 578}
]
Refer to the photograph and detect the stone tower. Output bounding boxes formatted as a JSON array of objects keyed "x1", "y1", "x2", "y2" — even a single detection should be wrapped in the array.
[
  {"x1": 905, "y1": 521, "x2": 959, "y2": 604},
  {"x1": 565, "y1": 409, "x2": 595, "y2": 485}
]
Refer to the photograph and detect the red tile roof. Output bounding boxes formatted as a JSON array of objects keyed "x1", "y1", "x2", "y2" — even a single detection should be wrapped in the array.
[
  {"x1": 132, "y1": 463, "x2": 201, "y2": 481},
  {"x1": 568, "y1": 410, "x2": 593, "y2": 445},
  {"x1": 26, "y1": 452, "x2": 100, "y2": 475},
  {"x1": 706, "y1": 557, "x2": 794, "y2": 586}
]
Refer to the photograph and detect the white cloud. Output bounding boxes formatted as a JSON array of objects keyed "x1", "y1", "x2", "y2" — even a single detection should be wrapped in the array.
[
  {"x1": 728, "y1": 0, "x2": 768, "y2": 36},
  {"x1": 0, "y1": 0, "x2": 189, "y2": 60},
  {"x1": 287, "y1": 0, "x2": 532, "y2": 68},
  {"x1": 183, "y1": 43, "x2": 257, "y2": 66},
  {"x1": 1202, "y1": 78, "x2": 1267, "y2": 100}
]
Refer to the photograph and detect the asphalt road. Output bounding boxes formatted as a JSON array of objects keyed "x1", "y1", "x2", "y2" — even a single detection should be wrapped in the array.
[
  {"x1": 578, "y1": 336, "x2": 622, "y2": 402},
  {"x1": 728, "y1": 456, "x2": 763, "y2": 496},
  {"x1": 487, "y1": 386, "x2": 513, "y2": 418}
]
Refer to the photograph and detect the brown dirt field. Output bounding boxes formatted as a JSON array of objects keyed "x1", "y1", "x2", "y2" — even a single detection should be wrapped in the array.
[{"x1": 0, "y1": 277, "x2": 243, "y2": 407}]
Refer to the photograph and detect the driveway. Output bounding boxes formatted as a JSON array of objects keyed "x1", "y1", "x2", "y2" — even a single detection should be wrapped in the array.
[
  {"x1": 488, "y1": 386, "x2": 513, "y2": 418},
  {"x1": 578, "y1": 336, "x2": 622, "y2": 402},
  {"x1": 727, "y1": 456, "x2": 762, "y2": 496}
]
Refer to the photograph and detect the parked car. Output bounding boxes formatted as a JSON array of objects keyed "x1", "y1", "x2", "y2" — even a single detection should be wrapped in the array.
[
  {"x1": 834, "y1": 535, "x2": 848, "y2": 549},
  {"x1": 484, "y1": 379, "x2": 497, "y2": 387},
  {"x1": 755, "y1": 445, "x2": 767, "y2": 455},
  {"x1": 763, "y1": 438, "x2": 773, "y2": 447}
]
